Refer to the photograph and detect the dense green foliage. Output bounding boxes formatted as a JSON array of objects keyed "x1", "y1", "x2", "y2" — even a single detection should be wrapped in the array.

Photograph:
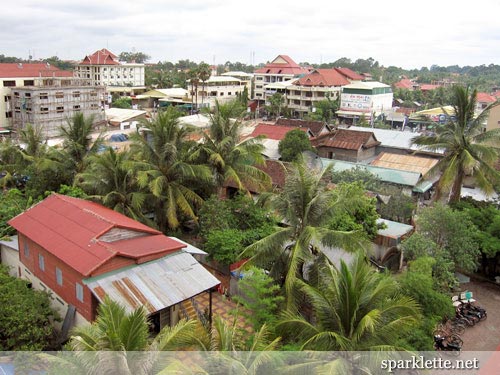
[
  {"x1": 0, "y1": 189, "x2": 33, "y2": 239},
  {"x1": 278, "y1": 129, "x2": 313, "y2": 162},
  {"x1": 378, "y1": 192, "x2": 416, "y2": 224},
  {"x1": 0, "y1": 265, "x2": 59, "y2": 350},
  {"x1": 112, "y1": 96, "x2": 132, "y2": 109},
  {"x1": 199, "y1": 194, "x2": 276, "y2": 264},
  {"x1": 232, "y1": 266, "x2": 284, "y2": 331},
  {"x1": 331, "y1": 166, "x2": 382, "y2": 191},
  {"x1": 397, "y1": 257, "x2": 455, "y2": 350},
  {"x1": 276, "y1": 253, "x2": 420, "y2": 350}
]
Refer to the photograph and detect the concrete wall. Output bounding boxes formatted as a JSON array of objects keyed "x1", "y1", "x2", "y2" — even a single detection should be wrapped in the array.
[{"x1": 0, "y1": 243, "x2": 20, "y2": 277}]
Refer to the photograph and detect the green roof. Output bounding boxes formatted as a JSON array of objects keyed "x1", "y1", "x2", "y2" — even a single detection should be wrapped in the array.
[{"x1": 321, "y1": 158, "x2": 421, "y2": 187}]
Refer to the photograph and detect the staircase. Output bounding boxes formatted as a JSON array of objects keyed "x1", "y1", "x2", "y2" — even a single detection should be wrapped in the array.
[{"x1": 180, "y1": 299, "x2": 198, "y2": 320}]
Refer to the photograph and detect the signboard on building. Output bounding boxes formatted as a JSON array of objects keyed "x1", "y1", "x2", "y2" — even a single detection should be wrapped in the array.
[{"x1": 340, "y1": 93, "x2": 372, "y2": 111}]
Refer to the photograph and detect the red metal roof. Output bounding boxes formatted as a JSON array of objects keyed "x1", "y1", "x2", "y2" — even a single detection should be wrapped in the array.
[
  {"x1": 476, "y1": 92, "x2": 497, "y2": 103},
  {"x1": 295, "y1": 69, "x2": 350, "y2": 87},
  {"x1": 80, "y1": 48, "x2": 120, "y2": 65},
  {"x1": 0, "y1": 63, "x2": 73, "y2": 78},
  {"x1": 394, "y1": 79, "x2": 415, "y2": 90},
  {"x1": 250, "y1": 123, "x2": 308, "y2": 140},
  {"x1": 8, "y1": 194, "x2": 185, "y2": 276},
  {"x1": 254, "y1": 55, "x2": 310, "y2": 75},
  {"x1": 334, "y1": 67, "x2": 365, "y2": 81}
]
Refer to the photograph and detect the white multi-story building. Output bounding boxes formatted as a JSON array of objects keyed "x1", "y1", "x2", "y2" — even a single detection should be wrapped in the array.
[
  {"x1": 188, "y1": 76, "x2": 245, "y2": 109},
  {"x1": 253, "y1": 55, "x2": 310, "y2": 101},
  {"x1": 337, "y1": 82, "x2": 393, "y2": 123},
  {"x1": 221, "y1": 71, "x2": 253, "y2": 95},
  {"x1": 74, "y1": 49, "x2": 145, "y2": 96},
  {"x1": 0, "y1": 63, "x2": 74, "y2": 131}
]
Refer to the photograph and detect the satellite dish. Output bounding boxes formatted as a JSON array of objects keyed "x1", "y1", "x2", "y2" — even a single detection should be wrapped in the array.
[{"x1": 302, "y1": 150, "x2": 323, "y2": 171}]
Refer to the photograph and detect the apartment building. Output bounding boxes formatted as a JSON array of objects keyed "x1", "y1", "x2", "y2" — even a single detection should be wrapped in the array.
[
  {"x1": 253, "y1": 55, "x2": 311, "y2": 101},
  {"x1": 286, "y1": 68, "x2": 364, "y2": 117},
  {"x1": 10, "y1": 77, "x2": 105, "y2": 138},
  {"x1": 74, "y1": 48, "x2": 146, "y2": 96},
  {"x1": 189, "y1": 75, "x2": 245, "y2": 109},
  {"x1": 0, "y1": 63, "x2": 74, "y2": 131},
  {"x1": 337, "y1": 81, "x2": 393, "y2": 123},
  {"x1": 221, "y1": 71, "x2": 253, "y2": 94}
]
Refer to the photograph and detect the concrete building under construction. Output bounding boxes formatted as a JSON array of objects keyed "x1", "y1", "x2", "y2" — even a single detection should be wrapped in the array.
[{"x1": 10, "y1": 76, "x2": 105, "y2": 138}]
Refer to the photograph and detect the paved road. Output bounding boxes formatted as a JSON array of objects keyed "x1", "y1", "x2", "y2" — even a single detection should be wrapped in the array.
[{"x1": 460, "y1": 280, "x2": 500, "y2": 351}]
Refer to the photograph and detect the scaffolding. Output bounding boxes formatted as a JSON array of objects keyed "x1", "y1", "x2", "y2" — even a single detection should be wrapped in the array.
[{"x1": 10, "y1": 74, "x2": 106, "y2": 139}]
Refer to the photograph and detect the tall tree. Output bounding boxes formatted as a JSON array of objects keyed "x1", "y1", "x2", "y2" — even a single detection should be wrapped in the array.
[
  {"x1": 278, "y1": 128, "x2": 312, "y2": 162},
  {"x1": 59, "y1": 113, "x2": 104, "y2": 175},
  {"x1": 412, "y1": 85, "x2": 500, "y2": 203},
  {"x1": 75, "y1": 148, "x2": 151, "y2": 225},
  {"x1": 240, "y1": 161, "x2": 368, "y2": 310},
  {"x1": 276, "y1": 253, "x2": 420, "y2": 351},
  {"x1": 191, "y1": 100, "x2": 271, "y2": 195},
  {"x1": 187, "y1": 68, "x2": 200, "y2": 112},
  {"x1": 129, "y1": 107, "x2": 211, "y2": 231},
  {"x1": 198, "y1": 62, "x2": 212, "y2": 108}
]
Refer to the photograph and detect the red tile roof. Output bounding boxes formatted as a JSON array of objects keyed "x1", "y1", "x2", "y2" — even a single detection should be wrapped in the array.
[
  {"x1": 80, "y1": 48, "x2": 120, "y2": 65},
  {"x1": 254, "y1": 55, "x2": 310, "y2": 75},
  {"x1": 295, "y1": 69, "x2": 350, "y2": 87},
  {"x1": 420, "y1": 84, "x2": 440, "y2": 91},
  {"x1": 476, "y1": 92, "x2": 497, "y2": 103},
  {"x1": 250, "y1": 123, "x2": 308, "y2": 140},
  {"x1": 8, "y1": 194, "x2": 185, "y2": 276},
  {"x1": 312, "y1": 129, "x2": 380, "y2": 150},
  {"x1": 394, "y1": 79, "x2": 415, "y2": 90},
  {"x1": 275, "y1": 118, "x2": 329, "y2": 137},
  {"x1": 0, "y1": 63, "x2": 73, "y2": 78},
  {"x1": 334, "y1": 67, "x2": 365, "y2": 81}
]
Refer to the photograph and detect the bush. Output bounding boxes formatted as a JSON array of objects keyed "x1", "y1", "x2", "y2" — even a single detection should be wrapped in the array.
[{"x1": 278, "y1": 128, "x2": 313, "y2": 162}]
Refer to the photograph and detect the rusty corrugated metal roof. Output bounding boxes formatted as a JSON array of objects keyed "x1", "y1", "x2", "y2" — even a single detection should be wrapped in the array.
[{"x1": 84, "y1": 251, "x2": 220, "y2": 314}]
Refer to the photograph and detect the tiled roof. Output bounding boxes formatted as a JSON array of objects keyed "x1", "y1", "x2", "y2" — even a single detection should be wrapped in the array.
[
  {"x1": 394, "y1": 79, "x2": 415, "y2": 89},
  {"x1": 476, "y1": 92, "x2": 497, "y2": 103},
  {"x1": 294, "y1": 69, "x2": 350, "y2": 87},
  {"x1": 250, "y1": 123, "x2": 308, "y2": 140},
  {"x1": 312, "y1": 129, "x2": 380, "y2": 150},
  {"x1": 276, "y1": 118, "x2": 328, "y2": 137},
  {"x1": 8, "y1": 194, "x2": 185, "y2": 276},
  {"x1": 334, "y1": 67, "x2": 365, "y2": 81},
  {"x1": 420, "y1": 84, "x2": 440, "y2": 91},
  {"x1": 0, "y1": 63, "x2": 73, "y2": 78},
  {"x1": 80, "y1": 48, "x2": 120, "y2": 65},
  {"x1": 254, "y1": 55, "x2": 310, "y2": 75}
]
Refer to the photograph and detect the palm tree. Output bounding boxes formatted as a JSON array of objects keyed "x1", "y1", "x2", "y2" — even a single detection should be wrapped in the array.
[
  {"x1": 59, "y1": 112, "x2": 104, "y2": 174},
  {"x1": 129, "y1": 107, "x2": 212, "y2": 232},
  {"x1": 75, "y1": 148, "x2": 151, "y2": 225},
  {"x1": 412, "y1": 85, "x2": 500, "y2": 203},
  {"x1": 240, "y1": 161, "x2": 368, "y2": 311},
  {"x1": 187, "y1": 68, "x2": 200, "y2": 113},
  {"x1": 191, "y1": 100, "x2": 271, "y2": 195},
  {"x1": 43, "y1": 297, "x2": 199, "y2": 375},
  {"x1": 197, "y1": 62, "x2": 211, "y2": 109},
  {"x1": 276, "y1": 253, "x2": 420, "y2": 351}
]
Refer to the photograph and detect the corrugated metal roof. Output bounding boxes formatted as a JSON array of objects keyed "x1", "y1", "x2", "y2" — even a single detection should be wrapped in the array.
[
  {"x1": 371, "y1": 152, "x2": 438, "y2": 175},
  {"x1": 84, "y1": 251, "x2": 220, "y2": 314},
  {"x1": 376, "y1": 219, "x2": 414, "y2": 239},
  {"x1": 322, "y1": 158, "x2": 422, "y2": 187}
]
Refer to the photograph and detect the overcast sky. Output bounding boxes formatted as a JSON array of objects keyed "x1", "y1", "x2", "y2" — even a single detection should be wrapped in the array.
[{"x1": 2, "y1": 0, "x2": 499, "y2": 69}]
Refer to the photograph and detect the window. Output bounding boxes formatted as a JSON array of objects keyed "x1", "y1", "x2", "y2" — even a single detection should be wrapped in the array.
[
  {"x1": 13, "y1": 92, "x2": 20, "y2": 98},
  {"x1": 73, "y1": 105, "x2": 81, "y2": 111},
  {"x1": 219, "y1": 92, "x2": 224, "y2": 96},
  {"x1": 228, "y1": 92, "x2": 232, "y2": 96},
  {"x1": 3, "y1": 80, "x2": 15, "y2": 87},
  {"x1": 23, "y1": 242, "x2": 29, "y2": 257},
  {"x1": 40, "y1": 107, "x2": 49, "y2": 114},
  {"x1": 76, "y1": 283, "x2": 84, "y2": 302},
  {"x1": 38, "y1": 254, "x2": 45, "y2": 271},
  {"x1": 90, "y1": 91, "x2": 97, "y2": 97},
  {"x1": 90, "y1": 104, "x2": 99, "y2": 110},
  {"x1": 72, "y1": 91, "x2": 80, "y2": 98},
  {"x1": 39, "y1": 92, "x2": 49, "y2": 99},
  {"x1": 55, "y1": 92, "x2": 64, "y2": 99},
  {"x1": 23, "y1": 80, "x2": 35, "y2": 86},
  {"x1": 25, "y1": 93, "x2": 31, "y2": 98},
  {"x1": 56, "y1": 267, "x2": 63, "y2": 286},
  {"x1": 56, "y1": 106, "x2": 64, "y2": 113}
]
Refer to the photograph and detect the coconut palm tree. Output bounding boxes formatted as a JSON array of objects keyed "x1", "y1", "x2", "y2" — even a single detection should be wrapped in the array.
[
  {"x1": 59, "y1": 112, "x2": 104, "y2": 174},
  {"x1": 276, "y1": 252, "x2": 420, "y2": 351},
  {"x1": 75, "y1": 148, "x2": 152, "y2": 225},
  {"x1": 190, "y1": 100, "x2": 271, "y2": 196},
  {"x1": 240, "y1": 161, "x2": 368, "y2": 311},
  {"x1": 187, "y1": 68, "x2": 200, "y2": 113},
  {"x1": 129, "y1": 107, "x2": 212, "y2": 232},
  {"x1": 43, "y1": 297, "x2": 199, "y2": 375},
  {"x1": 412, "y1": 85, "x2": 500, "y2": 203},
  {"x1": 197, "y1": 62, "x2": 211, "y2": 109}
]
